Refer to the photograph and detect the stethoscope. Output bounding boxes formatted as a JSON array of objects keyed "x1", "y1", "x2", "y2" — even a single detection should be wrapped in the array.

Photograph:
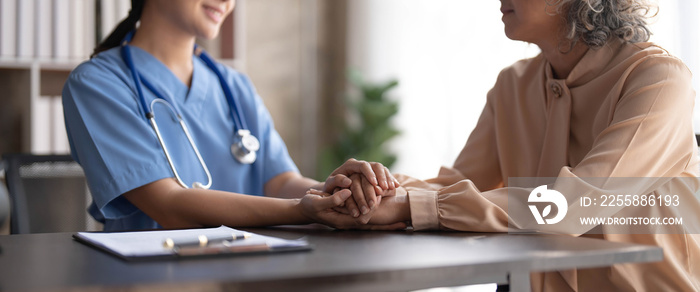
[{"x1": 120, "y1": 30, "x2": 260, "y2": 189}]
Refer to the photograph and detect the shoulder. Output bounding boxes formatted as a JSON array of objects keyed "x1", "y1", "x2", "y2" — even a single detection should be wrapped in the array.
[
  {"x1": 67, "y1": 47, "x2": 131, "y2": 87},
  {"x1": 493, "y1": 54, "x2": 546, "y2": 88},
  {"x1": 63, "y1": 47, "x2": 137, "y2": 107},
  {"x1": 621, "y1": 41, "x2": 679, "y2": 60},
  {"x1": 605, "y1": 41, "x2": 690, "y2": 83},
  {"x1": 211, "y1": 62, "x2": 264, "y2": 107},
  {"x1": 618, "y1": 42, "x2": 692, "y2": 94},
  {"x1": 631, "y1": 42, "x2": 689, "y2": 75},
  {"x1": 213, "y1": 63, "x2": 255, "y2": 91},
  {"x1": 71, "y1": 47, "x2": 126, "y2": 76},
  {"x1": 609, "y1": 42, "x2": 694, "y2": 114},
  {"x1": 486, "y1": 54, "x2": 546, "y2": 104}
]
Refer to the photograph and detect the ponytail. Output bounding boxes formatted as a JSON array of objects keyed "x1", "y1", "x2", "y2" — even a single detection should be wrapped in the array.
[{"x1": 91, "y1": 0, "x2": 145, "y2": 58}]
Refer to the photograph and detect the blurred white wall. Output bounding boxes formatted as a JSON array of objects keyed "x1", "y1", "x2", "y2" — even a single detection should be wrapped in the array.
[
  {"x1": 347, "y1": 0, "x2": 539, "y2": 179},
  {"x1": 348, "y1": 0, "x2": 700, "y2": 180}
]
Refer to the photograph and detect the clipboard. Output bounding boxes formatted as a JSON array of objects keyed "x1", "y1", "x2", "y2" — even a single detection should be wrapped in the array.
[{"x1": 73, "y1": 226, "x2": 312, "y2": 261}]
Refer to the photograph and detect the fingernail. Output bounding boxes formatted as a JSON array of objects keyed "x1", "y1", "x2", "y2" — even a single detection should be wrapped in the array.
[
  {"x1": 343, "y1": 177, "x2": 352, "y2": 185},
  {"x1": 371, "y1": 176, "x2": 379, "y2": 185},
  {"x1": 352, "y1": 210, "x2": 360, "y2": 217},
  {"x1": 361, "y1": 206, "x2": 369, "y2": 215},
  {"x1": 368, "y1": 200, "x2": 375, "y2": 209},
  {"x1": 375, "y1": 185, "x2": 383, "y2": 195}
]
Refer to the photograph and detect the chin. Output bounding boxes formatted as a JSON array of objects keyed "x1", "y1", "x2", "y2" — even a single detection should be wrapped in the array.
[
  {"x1": 504, "y1": 29, "x2": 517, "y2": 41},
  {"x1": 200, "y1": 28, "x2": 222, "y2": 40},
  {"x1": 503, "y1": 28, "x2": 526, "y2": 42}
]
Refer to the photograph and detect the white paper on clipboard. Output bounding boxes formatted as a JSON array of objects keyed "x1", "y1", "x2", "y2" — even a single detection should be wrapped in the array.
[{"x1": 74, "y1": 226, "x2": 311, "y2": 260}]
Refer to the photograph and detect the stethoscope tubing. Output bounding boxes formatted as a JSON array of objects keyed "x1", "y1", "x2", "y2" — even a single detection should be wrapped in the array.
[
  {"x1": 120, "y1": 31, "x2": 217, "y2": 189},
  {"x1": 195, "y1": 47, "x2": 248, "y2": 131},
  {"x1": 121, "y1": 35, "x2": 152, "y2": 119},
  {"x1": 148, "y1": 99, "x2": 213, "y2": 190},
  {"x1": 119, "y1": 30, "x2": 259, "y2": 189}
]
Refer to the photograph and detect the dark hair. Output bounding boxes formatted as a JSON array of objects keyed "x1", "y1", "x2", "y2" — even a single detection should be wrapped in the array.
[{"x1": 91, "y1": 0, "x2": 146, "y2": 58}]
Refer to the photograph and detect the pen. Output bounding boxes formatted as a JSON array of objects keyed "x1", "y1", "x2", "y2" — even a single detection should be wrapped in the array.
[{"x1": 163, "y1": 232, "x2": 251, "y2": 249}]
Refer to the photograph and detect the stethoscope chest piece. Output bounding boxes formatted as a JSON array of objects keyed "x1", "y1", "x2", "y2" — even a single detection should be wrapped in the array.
[
  {"x1": 121, "y1": 30, "x2": 261, "y2": 189},
  {"x1": 231, "y1": 129, "x2": 260, "y2": 164}
]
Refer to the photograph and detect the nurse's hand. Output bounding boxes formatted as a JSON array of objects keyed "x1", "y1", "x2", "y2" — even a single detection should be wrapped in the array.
[
  {"x1": 323, "y1": 159, "x2": 400, "y2": 217},
  {"x1": 299, "y1": 189, "x2": 407, "y2": 230}
]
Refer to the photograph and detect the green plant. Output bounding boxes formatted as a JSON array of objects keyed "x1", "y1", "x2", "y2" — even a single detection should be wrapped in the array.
[{"x1": 317, "y1": 70, "x2": 401, "y2": 180}]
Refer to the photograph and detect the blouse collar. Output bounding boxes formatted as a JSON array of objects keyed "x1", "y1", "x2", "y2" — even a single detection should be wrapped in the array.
[{"x1": 544, "y1": 38, "x2": 625, "y2": 88}]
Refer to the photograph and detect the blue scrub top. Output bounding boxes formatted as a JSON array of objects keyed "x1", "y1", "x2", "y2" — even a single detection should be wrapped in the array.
[{"x1": 62, "y1": 46, "x2": 299, "y2": 231}]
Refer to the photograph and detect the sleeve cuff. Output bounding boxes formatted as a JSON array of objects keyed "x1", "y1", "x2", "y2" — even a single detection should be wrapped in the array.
[{"x1": 408, "y1": 189, "x2": 440, "y2": 230}]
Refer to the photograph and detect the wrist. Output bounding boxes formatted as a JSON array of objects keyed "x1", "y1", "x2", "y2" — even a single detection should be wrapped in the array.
[
  {"x1": 292, "y1": 198, "x2": 315, "y2": 224},
  {"x1": 397, "y1": 194, "x2": 411, "y2": 222}
]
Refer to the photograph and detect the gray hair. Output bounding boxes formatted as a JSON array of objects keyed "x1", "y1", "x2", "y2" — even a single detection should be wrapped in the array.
[{"x1": 549, "y1": 0, "x2": 658, "y2": 49}]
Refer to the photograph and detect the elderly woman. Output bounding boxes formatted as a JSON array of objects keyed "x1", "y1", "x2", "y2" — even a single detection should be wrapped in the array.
[{"x1": 309, "y1": 0, "x2": 700, "y2": 290}]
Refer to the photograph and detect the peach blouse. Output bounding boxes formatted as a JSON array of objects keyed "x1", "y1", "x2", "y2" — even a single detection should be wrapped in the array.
[{"x1": 402, "y1": 39, "x2": 700, "y2": 291}]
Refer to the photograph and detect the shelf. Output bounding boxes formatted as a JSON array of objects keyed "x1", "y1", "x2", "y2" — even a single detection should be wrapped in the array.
[
  {"x1": 0, "y1": 58, "x2": 79, "y2": 154},
  {"x1": 0, "y1": 57, "x2": 245, "y2": 72},
  {"x1": 0, "y1": 57, "x2": 84, "y2": 71}
]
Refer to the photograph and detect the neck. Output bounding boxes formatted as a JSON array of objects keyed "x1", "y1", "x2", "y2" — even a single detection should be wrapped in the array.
[
  {"x1": 130, "y1": 11, "x2": 195, "y2": 87},
  {"x1": 538, "y1": 39, "x2": 588, "y2": 80}
]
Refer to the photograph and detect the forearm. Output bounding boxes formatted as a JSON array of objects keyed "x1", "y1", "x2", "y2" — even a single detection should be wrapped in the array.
[
  {"x1": 266, "y1": 172, "x2": 320, "y2": 199},
  {"x1": 124, "y1": 179, "x2": 312, "y2": 229},
  {"x1": 166, "y1": 188, "x2": 312, "y2": 228},
  {"x1": 281, "y1": 177, "x2": 320, "y2": 198}
]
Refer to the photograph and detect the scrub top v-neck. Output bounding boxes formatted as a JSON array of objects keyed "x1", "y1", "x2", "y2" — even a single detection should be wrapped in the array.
[{"x1": 62, "y1": 46, "x2": 298, "y2": 231}]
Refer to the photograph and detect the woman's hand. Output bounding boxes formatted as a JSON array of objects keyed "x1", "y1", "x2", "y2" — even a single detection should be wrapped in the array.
[
  {"x1": 332, "y1": 176, "x2": 409, "y2": 223},
  {"x1": 339, "y1": 173, "x2": 381, "y2": 218},
  {"x1": 299, "y1": 189, "x2": 407, "y2": 230},
  {"x1": 334, "y1": 172, "x2": 405, "y2": 212},
  {"x1": 322, "y1": 159, "x2": 400, "y2": 217},
  {"x1": 365, "y1": 191, "x2": 411, "y2": 226}
]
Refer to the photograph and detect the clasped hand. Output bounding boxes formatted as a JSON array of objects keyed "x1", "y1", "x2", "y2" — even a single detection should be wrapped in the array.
[{"x1": 300, "y1": 159, "x2": 409, "y2": 230}]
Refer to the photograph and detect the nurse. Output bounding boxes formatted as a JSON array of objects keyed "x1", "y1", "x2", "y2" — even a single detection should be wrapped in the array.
[{"x1": 62, "y1": 0, "x2": 400, "y2": 231}]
